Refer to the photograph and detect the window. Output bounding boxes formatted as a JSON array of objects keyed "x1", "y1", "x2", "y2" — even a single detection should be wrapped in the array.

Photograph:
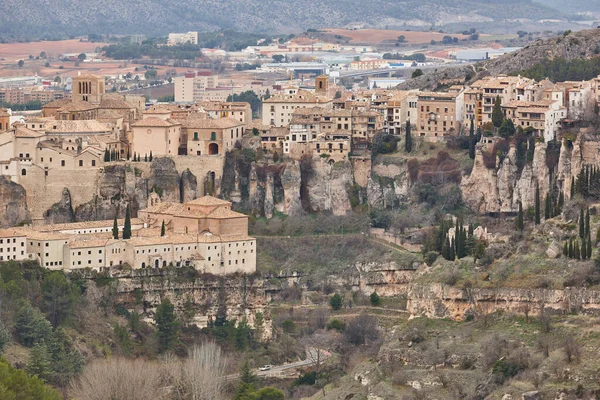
[
  {"x1": 193, "y1": 132, "x2": 199, "y2": 140},
  {"x1": 79, "y1": 160, "x2": 83, "y2": 167},
  {"x1": 211, "y1": 132, "x2": 216, "y2": 140},
  {"x1": 92, "y1": 160, "x2": 96, "y2": 166},
  {"x1": 61, "y1": 160, "x2": 65, "y2": 167}
]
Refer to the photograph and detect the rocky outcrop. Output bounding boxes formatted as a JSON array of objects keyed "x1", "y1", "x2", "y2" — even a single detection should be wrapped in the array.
[
  {"x1": 0, "y1": 176, "x2": 30, "y2": 227},
  {"x1": 461, "y1": 138, "x2": 584, "y2": 213},
  {"x1": 148, "y1": 158, "x2": 180, "y2": 203},
  {"x1": 306, "y1": 159, "x2": 353, "y2": 215},
  {"x1": 79, "y1": 268, "x2": 271, "y2": 339},
  {"x1": 367, "y1": 160, "x2": 412, "y2": 209},
  {"x1": 407, "y1": 283, "x2": 600, "y2": 320},
  {"x1": 44, "y1": 188, "x2": 75, "y2": 224},
  {"x1": 180, "y1": 169, "x2": 197, "y2": 203}
]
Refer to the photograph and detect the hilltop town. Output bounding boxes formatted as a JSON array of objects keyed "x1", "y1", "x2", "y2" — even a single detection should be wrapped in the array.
[{"x1": 4, "y1": 23, "x2": 600, "y2": 400}]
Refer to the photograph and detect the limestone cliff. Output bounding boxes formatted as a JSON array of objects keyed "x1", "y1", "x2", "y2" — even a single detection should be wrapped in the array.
[
  {"x1": 0, "y1": 176, "x2": 30, "y2": 227},
  {"x1": 407, "y1": 283, "x2": 600, "y2": 320},
  {"x1": 461, "y1": 135, "x2": 599, "y2": 213},
  {"x1": 79, "y1": 268, "x2": 272, "y2": 338},
  {"x1": 224, "y1": 152, "x2": 354, "y2": 218}
]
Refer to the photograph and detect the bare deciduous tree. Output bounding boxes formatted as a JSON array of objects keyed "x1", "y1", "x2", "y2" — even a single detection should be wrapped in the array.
[
  {"x1": 563, "y1": 335, "x2": 581, "y2": 364},
  {"x1": 69, "y1": 358, "x2": 167, "y2": 400},
  {"x1": 163, "y1": 341, "x2": 228, "y2": 400}
]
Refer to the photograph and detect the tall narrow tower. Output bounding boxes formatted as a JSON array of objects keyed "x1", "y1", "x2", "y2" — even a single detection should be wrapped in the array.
[{"x1": 315, "y1": 75, "x2": 329, "y2": 96}]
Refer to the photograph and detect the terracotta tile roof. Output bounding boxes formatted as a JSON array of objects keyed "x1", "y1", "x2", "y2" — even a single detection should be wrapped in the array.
[
  {"x1": 186, "y1": 196, "x2": 231, "y2": 206},
  {"x1": 14, "y1": 126, "x2": 44, "y2": 138},
  {"x1": 42, "y1": 99, "x2": 73, "y2": 109},
  {"x1": 45, "y1": 120, "x2": 112, "y2": 133},
  {"x1": 34, "y1": 218, "x2": 144, "y2": 233},
  {"x1": 56, "y1": 100, "x2": 96, "y2": 112},
  {"x1": 99, "y1": 96, "x2": 133, "y2": 109},
  {"x1": 182, "y1": 117, "x2": 244, "y2": 129},
  {"x1": 67, "y1": 238, "x2": 111, "y2": 249},
  {"x1": 142, "y1": 202, "x2": 185, "y2": 215},
  {"x1": 0, "y1": 228, "x2": 28, "y2": 238},
  {"x1": 0, "y1": 108, "x2": 9, "y2": 117},
  {"x1": 131, "y1": 117, "x2": 181, "y2": 127}
]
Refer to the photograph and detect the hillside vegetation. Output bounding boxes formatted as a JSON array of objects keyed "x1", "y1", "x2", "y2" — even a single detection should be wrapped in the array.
[{"x1": 0, "y1": 0, "x2": 564, "y2": 39}]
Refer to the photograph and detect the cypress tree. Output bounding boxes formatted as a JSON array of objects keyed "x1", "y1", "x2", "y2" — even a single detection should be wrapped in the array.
[
  {"x1": 574, "y1": 241, "x2": 581, "y2": 260},
  {"x1": 123, "y1": 205, "x2": 132, "y2": 239},
  {"x1": 144, "y1": 154, "x2": 148, "y2": 162},
  {"x1": 571, "y1": 176, "x2": 575, "y2": 198},
  {"x1": 544, "y1": 192, "x2": 551, "y2": 220},
  {"x1": 534, "y1": 184, "x2": 541, "y2": 225},
  {"x1": 569, "y1": 239, "x2": 574, "y2": 258},
  {"x1": 492, "y1": 96, "x2": 503, "y2": 128},
  {"x1": 133, "y1": 152, "x2": 137, "y2": 162},
  {"x1": 579, "y1": 208, "x2": 585, "y2": 238},
  {"x1": 558, "y1": 191, "x2": 564, "y2": 214},
  {"x1": 468, "y1": 223, "x2": 474, "y2": 238},
  {"x1": 161, "y1": 220, "x2": 165, "y2": 237},
  {"x1": 112, "y1": 215, "x2": 119, "y2": 239},
  {"x1": 469, "y1": 120, "x2": 476, "y2": 160},
  {"x1": 104, "y1": 149, "x2": 110, "y2": 162},
  {"x1": 563, "y1": 241, "x2": 568, "y2": 256},
  {"x1": 149, "y1": 151, "x2": 153, "y2": 162},
  {"x1": 127, "y1": 151, "x2": 130, "y2": 160},
  {"x1": 582, "y1": 236, "x2": 587, "y2": 260},
  {"x1": 516, "y1": 201, "x2": 524, "y2": 232},
  {"x1": 405, "y1": 120, "x2": 412, "y2": 153},
  {"x1": 596, "y1": 225, "x2": 600, "y2": 244},
  {"x1": 585, "y1": 208, "x2": 590, "y2": 236},
  {"x1": 442, "y1": 235, "x2": 451, "y2": 260},
  {"x1": 449, "y1": 238, "x2": 456, "y2": 260},
  {"x1": 587, "y1": 233, "x2": 593, "y2": 259}
]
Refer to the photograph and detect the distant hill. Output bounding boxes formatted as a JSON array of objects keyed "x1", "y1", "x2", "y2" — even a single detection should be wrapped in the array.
[
  {"x1": 399, "y1": 28, "x2": 600, "y2": 90},
  {"x1": 535, "y1": 0, "x2": 600, "y2": 13},
  {"x1": 0, "y1": 0, "x2": 566, "y2": 39}
]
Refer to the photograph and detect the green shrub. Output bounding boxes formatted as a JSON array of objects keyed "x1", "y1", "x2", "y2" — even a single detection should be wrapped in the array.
[
  {"x1": 326, "y1": 318, "x2": 346, "y2": 332},
  {"x1": 329, "y1": 293, "x2": 343, "y2": 310}
]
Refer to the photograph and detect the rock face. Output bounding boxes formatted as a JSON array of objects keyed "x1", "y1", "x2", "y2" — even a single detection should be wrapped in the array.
[
  {"x1": 460, "y1": 137, "x2": 598, "y2": 214},
  {"x1": 407, "y1": 283, "x2": 600, "y2": 320},
  {"x1": 90, "y1": 268, "x2": 272, "y2": 339},
  {"x1": 44, "y1": 188, "x2": 75, "y2": 224},
  {"x1": 306, "y1": 159, "x2": 352, "y2": 215},
  {"x1": 0, "y1": 176, "x2": 30, "y2": 227}
]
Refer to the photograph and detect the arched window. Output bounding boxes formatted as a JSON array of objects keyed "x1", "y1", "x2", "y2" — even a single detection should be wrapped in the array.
[
  {"x1": 21, "y1": 169, "x2": 26, "y2": 176},
  {"x1": 141, "y1": 262, "x2": 146, "y2": 268}
]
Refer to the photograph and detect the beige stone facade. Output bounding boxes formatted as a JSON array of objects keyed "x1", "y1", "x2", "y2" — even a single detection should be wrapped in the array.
[
  {"x1": 72, "y1": 74, "x2": 105, "y2": 104},
  {"x1": 183, "y1": 116, "x2": 245, "y2": 156},
  {"x1": 416, "y1": 92, "x2": 459, "y2": 140},
  {"x1": 130, "y1": 118, "x2": 183, "y2": 157},
  {"x1": 2, "y1": 196, "x2": 255, "y2": 275},
  {"x1": 262, "y1": 87, "x2": 332, "y2": 127}
]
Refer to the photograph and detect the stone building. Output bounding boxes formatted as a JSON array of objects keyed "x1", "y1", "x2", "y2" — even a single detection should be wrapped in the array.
[
  {"x1": 183, "y1": 116, "x2": 245, "y2": 156},
  {"x1": 2, "y1": 196, "x2": 256, "y2": 275},
  {"x1": 130, "y1": 117, "x2": 183, "y2": 157},
  {"x1": 72, "y1": 74, "x2": 105, "y2": 104},
  {"x1": 416, "y1": 92, "x2": 459, "y2": 140}
]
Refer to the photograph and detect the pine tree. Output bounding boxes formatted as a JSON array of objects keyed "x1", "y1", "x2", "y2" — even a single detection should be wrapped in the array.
[
  {"x1": 26, "y1": 343, "x2": 52, "y2": 382},
  {"x1": 155, "y1": 298, "x2": 179, "y2": 353},
  {"x1": 160, "y1": 220, "x2": 165, "y2": 237},
  {"x1": 112, "y1": 215, "x2": 119, "y2": 239},
  {"x1": 123, "y1": 205, "x2": 132, "y2": 239},
  {"x1": 563, "y1": 241, "x2": 568, "y2": 257},
  {"x1": 574, "y1": 241, "x2": 581, "y2": 260},
  {"x1": 149, "y1": 151, "x2": 153, "y2": 162},
  {"x1": 579, "y1": 208, "x2": 585, "y2": 238},
  {"x1": 534, "y1": 184, "x2": 541, "y2": 225},
  {"x1": 404, "y1": 120, "x2": 412, "y2": 153},
  {"x1": 516, "y1": 202, "x2": 524, "y2": 232},
  {"x1": 492, "y1": 96, "x2": 503, "y2": 128},
  {"x1": 544, "y1": 192, "x2": 551, "y2": 220}
]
